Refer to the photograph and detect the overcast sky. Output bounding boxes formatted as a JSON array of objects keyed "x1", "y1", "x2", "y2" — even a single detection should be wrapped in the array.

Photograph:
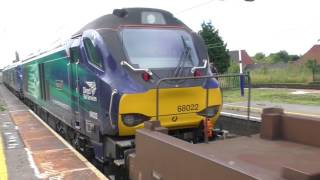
[{"x1": 1, "y1": 0, "x2": 320, "y2": 68}]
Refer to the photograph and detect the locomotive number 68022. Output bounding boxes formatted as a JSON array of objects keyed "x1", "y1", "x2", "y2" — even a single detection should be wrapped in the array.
[{"x1": 177, "y1": 104, "x2": 199, "y2": 112}]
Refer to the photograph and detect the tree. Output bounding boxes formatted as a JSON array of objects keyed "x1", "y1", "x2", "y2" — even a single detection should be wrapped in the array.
[
  {"x1": 252, "y1": 51, "x2": 300, "y2": 64},
  {"x1": 199, "y1": 21, "x2": 230, "y2": 74},
  {"x1": 305, "y1": 59, "x2": 317, "y2": 70},
  {"x1": 289, "y1": 55, "x2": 300, "y2": 62},
  {"x1": 305, "y1": 59, "x2": 317, "y2": 81},
  {"x1": 253, "y1": 52, "x2": 266, "y2": 63},
  {"x1": 266, "y1": 50, "x2": 290, "y2": 63},
  {"x1": 277, "y1": 50, "x2": 290, "y2": 62},
  {"x1": 227, "y1": 61, "x2": 240, "y2": 73}
]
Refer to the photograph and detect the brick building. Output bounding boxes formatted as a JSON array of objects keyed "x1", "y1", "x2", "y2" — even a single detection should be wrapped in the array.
[
  {"x1": 228, "y1": 50, "x2": 254, "y2": 71},
  {"x1": 296, "y1": 44, "x2": 320, "y2": 64}
]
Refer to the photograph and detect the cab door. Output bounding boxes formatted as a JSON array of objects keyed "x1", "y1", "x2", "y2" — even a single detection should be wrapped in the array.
[
  {"x1": 67, "y1": 41, "x2": 82, "y2": 130},
  {"x1": 78, "y1": 34, "x2": 103, "y2": 140}
]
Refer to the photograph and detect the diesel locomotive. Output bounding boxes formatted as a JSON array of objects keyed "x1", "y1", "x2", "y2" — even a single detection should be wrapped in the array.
[{"x1": 3, "y1": 8, "x2": 222, "y2": 171}]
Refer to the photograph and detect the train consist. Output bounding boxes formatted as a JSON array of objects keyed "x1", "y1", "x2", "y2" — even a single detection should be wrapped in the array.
[{"x1": 2, "y1": 8, "x2": 222, "y2": 175}]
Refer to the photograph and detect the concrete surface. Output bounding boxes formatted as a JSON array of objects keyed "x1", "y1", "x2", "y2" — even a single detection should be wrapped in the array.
[
  {"x1": 0, "y1": 85, "x2": 36, "y2": 180},
  {"x1": 223, "y1": 101, "x2": 320, "y2": 120}
]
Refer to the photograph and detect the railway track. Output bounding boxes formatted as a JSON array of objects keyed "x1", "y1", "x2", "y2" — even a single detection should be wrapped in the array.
[{"x1": 216, "y1": 112, "x2": 261, "y2": 136}]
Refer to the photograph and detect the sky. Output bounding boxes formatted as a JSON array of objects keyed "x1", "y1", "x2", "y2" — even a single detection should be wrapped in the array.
[{"x1": 1, "y1": 0, "x2": 320, "y2": 68}]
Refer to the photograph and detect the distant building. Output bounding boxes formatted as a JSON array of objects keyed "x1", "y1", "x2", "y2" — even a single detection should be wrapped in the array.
[
  {"x1": 296, "y1": 44, "x2": 320, "y2": 64},
  {"x1": 228, "y1": 50, "x2": 254, "y2": 71}
]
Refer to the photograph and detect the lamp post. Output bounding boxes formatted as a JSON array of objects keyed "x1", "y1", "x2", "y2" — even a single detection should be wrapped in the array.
[{"x1": 239, "y1": 0, "x2": 254, "y2": 96}]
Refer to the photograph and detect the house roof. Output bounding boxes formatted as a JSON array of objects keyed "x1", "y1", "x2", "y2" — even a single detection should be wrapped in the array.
[
  {"x1": 296, "y1": 44, "x2": 320, "y2": 64},
  {"x1": 229, "y1": 50, "x2": 254, "y2": 65}
]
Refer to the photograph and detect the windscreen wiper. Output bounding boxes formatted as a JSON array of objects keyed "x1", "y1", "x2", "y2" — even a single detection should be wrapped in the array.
[{"x1": 173, "y1": 36, "x2": 191, "y2": 77}]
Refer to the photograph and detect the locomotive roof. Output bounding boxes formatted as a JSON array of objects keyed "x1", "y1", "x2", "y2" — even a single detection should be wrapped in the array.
[
  {"x1": 2, "y1": 62, "x2": 19, "y2": 71},
  {"x1": 74, "y1": 8, "x2": 190, "y2": 36}
]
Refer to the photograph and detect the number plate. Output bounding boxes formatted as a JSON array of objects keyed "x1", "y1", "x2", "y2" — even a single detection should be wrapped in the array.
[{"x1": 177, "y1": 104, "x2": 199, "y2": 113}]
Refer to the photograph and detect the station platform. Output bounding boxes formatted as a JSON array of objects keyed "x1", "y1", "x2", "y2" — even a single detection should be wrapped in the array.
[
  {"x1": 222, "y1": 101, "x2": 320, "y2": 122},
  {"x1": 0, "y1": 85, "x2": 107, "y2": 180}
]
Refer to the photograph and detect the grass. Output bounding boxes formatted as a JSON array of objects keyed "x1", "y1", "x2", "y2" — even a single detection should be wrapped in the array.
[
  {"x1": 223, "y1": 88, "x2": 320, "y2": 106},
  {"x1": 250, "y1": 64, "x2": 313, "y2": 84}
]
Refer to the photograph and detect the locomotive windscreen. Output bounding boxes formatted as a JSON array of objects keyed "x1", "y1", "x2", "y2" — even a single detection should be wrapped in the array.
[{"x1": 121, "y1": 28, "x2": 199, "y2": 69}]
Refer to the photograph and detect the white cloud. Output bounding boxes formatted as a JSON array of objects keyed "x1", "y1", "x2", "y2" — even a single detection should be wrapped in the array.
[{"x1": 0, "y1": 0, "x2": 320, "y2": 68}]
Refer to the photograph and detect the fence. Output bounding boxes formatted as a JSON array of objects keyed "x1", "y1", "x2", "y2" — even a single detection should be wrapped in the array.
[{"x1": 217, "y1": 72, "x2": 250, "y2": 90}]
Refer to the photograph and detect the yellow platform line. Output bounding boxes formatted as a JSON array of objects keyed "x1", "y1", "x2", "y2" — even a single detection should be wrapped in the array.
[
  {"x1": 0, "y1": 133, "x2": 8, "y2": 180},
  {"x1": 224, "y1": 104, "x2": 320, "y2": 118}
]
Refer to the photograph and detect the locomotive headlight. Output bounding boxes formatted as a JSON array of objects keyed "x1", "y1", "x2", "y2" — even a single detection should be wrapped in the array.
[
  {"x1": 146, "y1": 14, "x2": 156, "y2": 24},
  {"x1": 122, "y1": 113, "x2": 151, "y2": 127},
  {"x1": 141, "y1": 11, "x2": 166, "y2": 24},
  {"x1": 197, "y1": 105, "x2": 220, "y2": 118}
]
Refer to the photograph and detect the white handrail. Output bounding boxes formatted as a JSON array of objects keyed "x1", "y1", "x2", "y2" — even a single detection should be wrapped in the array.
[
  {"x1": 120, "y1": 61, "x2": 153, "y2": 76},
  {"x1": 191, "y1": 59, "x2": 208, "y2": 73}
]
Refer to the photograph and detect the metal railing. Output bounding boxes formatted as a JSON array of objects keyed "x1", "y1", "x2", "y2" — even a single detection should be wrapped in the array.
[
  {"x1": 155, "y1": 75, "x2": 213, "y2": 143},
  {"x1": 155, "y1": 75, "x2": 213, "y2": 121},
  {"x1": 217, "y1": 72, "x2": 250, "y2": 90},
  {"x1": 217, "y1": 73, "x2": 251, "y2": 122},
  {"x1": 154, "y1": 73, "x2": 252, "y2": 139}
]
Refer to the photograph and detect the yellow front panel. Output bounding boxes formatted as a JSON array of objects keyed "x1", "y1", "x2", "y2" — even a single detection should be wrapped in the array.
[{"x1": 118, "y1": 87, "x2": 222, "y2": 136}]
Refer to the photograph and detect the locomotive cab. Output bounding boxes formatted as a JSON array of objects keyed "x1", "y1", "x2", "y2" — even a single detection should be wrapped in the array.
[{"x1": 117, "y1": 26, "x2": 222, "y2": 136}]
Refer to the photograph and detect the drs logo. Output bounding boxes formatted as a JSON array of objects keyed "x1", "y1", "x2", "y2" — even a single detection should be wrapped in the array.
[{"x1": 177, "y1": 104, "x2": 199, "y2": 112}]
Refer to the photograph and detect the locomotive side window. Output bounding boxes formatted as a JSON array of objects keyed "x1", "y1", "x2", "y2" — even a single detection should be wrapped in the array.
[
  {"x1": 70, "y1": 46, "x2": 80, "y2": 63},
  {"x1": 83, "y1": 38, "x2": 103, "y2": 69}
]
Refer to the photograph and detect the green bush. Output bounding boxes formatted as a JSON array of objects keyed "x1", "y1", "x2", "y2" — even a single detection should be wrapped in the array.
[
  {"x1": 0, "y1": 104, "x2": 5, "y2": 111},
  {"x1": 227, "y1": 61, "x2": 240, "y2": 73},
  {"x1": 250, "y1": 64, "x2": 312, "y2": 84}
]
